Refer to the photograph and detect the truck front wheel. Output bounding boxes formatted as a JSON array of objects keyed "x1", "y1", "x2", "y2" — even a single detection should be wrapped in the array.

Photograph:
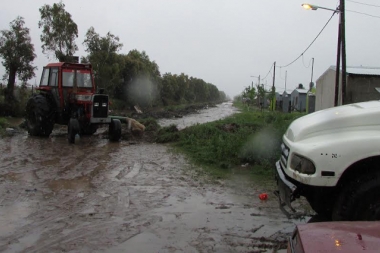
[
  {"x1": 332, "y1": 172, "x2": 380, "y2": 221},
  {"x1": 306, "y1": 194, "x2": 333, "y2": 219}
]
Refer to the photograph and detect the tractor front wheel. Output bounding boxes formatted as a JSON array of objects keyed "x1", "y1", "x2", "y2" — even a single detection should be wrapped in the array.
[
  {"x1": 68, "y1": 118, "x2": 80, "y2": 144},
  {"x1": 109, "y1": 119, "x2": 121, "y2": 142},
  {"x1": 81, "y1": 124, "x2": 98, "y2": 135},
  {"x1": 26, "y1": 94, "x2": 54, "y2": 137}
]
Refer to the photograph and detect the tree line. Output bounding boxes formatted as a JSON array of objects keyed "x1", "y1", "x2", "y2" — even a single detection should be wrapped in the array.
[
  {"x1": 0, "y1": 1, "x2": 228, "y2": 114},
  {"x1": 239, "y1": 83, "x2": 275, "y2": 109}
]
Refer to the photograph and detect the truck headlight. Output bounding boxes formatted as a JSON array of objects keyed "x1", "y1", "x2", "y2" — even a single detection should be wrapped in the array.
[{"x1": 290, "y1": 154, "x2": 316, "y2": 175}]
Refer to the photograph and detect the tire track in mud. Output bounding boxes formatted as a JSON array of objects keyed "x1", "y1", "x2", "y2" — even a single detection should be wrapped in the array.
[
  {"x1": 0, "y1": 141, "x2": 195, "y2": 252},
  {"x1": 0, "y1": 103, "x2": 308, "y2": 252}
]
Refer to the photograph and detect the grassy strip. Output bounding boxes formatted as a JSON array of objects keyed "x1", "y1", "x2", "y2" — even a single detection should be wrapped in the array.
[
  {"x1": 164, "y1": 103, "x2": 304, "y2": 180},
  {"x1": 0, "y1": 117, "x2": 9, "y2": 136}
]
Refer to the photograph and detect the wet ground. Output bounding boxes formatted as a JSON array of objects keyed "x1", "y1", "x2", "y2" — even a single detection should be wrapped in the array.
[{"x1": 0, "y1": 103, "x2": 310, "y2": 253}]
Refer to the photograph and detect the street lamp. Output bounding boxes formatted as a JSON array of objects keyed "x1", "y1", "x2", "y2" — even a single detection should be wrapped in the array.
[
  {"x1": 302, "y1": 3, "x2": 338, "y2": 12},
  {"x1": 250, "y1": 75, "x2": 260, "y2": 87},
  {"x1": 302, "y1": 2, "x2": 346, "y2": 107}
]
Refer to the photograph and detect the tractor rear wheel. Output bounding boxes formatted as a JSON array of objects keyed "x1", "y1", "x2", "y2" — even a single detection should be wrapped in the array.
[
  {"x1": 26, "y1": 94, "x2": 54, "y2": 137},
  {"x1": 109, "y1": 119, "x2": 121, "y2": 142},
  {"x1": 68, "y1": 118, "x2": 80, "y2": 144}
]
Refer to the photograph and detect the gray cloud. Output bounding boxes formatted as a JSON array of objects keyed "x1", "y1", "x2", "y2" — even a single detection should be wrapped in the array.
[{"x1": 1, "y1": 0, "x2": 380, "y2": 98}]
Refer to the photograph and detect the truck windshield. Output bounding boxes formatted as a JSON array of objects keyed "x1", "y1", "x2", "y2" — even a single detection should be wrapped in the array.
[{"x1": 62, "y1": 69, "x2": 93, "y2": 88}]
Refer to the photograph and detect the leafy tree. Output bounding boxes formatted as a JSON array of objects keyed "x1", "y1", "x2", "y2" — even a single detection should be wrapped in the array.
[
  {"x1": 38, "y1": 1, "x2": 78, "y2": 61},
  {"x1": 208, "y1": 83, "x2": 220, "y2": 102},
  {"x1": 191, "y1": 77, "x2": 209, "y2": 102},
  {"x1": 161, "y1": 73, "x2": 178, "y2": 105},
  {"x1": 242, "y1": 86, "x2": 256, "y2": 104},
  {"x1": 83, "y1": 27, "x2": 123, "y2": 93},
  {"x1": 256, "y1": 84, "x2": 266, "y2": 107},
  {"x1": 219, "y1": 91, "x2": 228, "y2": 101},
  {"x1": 119, "y1": 50, "x2": 161, "y2": 107},
  {"x1": 0, "y1": 16, "x2": 36, "y2": 104}
]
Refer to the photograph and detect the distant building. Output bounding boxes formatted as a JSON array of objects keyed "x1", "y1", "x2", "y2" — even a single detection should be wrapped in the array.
[
  {"x1": 316, "y1": 66, "x2": 380, "y2": 111},
  {"x1": 307, "y1": 93, "x2": 316, "y2": 113},
  {"x1": 291, "y1": 84, "x2": 307, "y2": 112},
  {"x1": 275, "y1": 92, "x2": 282, "y2": 110},
  {"x1": 282, "y1": 91, "x2": 291, "y2": 113}
]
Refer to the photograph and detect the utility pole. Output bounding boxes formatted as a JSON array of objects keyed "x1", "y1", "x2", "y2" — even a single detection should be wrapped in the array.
[
  {"x1": 334, "y1": 1, "x2": 346, "y2": 107},
  {"x1": 285, "y1": 71, "x2": 287, "y2": 91},
  {"x1": 311, "y1": 58, "x2": 314, "y2": 83},
  {"x1": 334, "y1": 9, "x2": 342, "y2": 107},
  {"x1": 272, "y1": 62, "x2": 276, "y2": 111},
  {"x1": 307, "y1": 58, "x2": 315, "y2": 114},
  {"x1": 341, "y1": 0, "x2": 346, "y2": 105}
]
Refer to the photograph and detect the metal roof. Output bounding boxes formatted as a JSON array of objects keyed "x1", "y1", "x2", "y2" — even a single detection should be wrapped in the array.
[
  {"x1": 293, "y1": 89, "x2": 308, "y2": 94},
  {"x1": 329, "y1": 65, "x2": 380, "y2": 76}
]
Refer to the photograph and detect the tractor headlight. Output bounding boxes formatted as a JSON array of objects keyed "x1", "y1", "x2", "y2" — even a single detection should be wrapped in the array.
[
  {"x1": 94, "y1": 102, "x2": 99, "y2": 107},
  {"x1": 102, "y1": 103, "x2": 107, "y2": 107},
  {"x1": 76, "y1": 94, "x2": 92, "y2": 101},
  {"x1": 290, "y1": 154, "x2": 316, "y2": 175}
]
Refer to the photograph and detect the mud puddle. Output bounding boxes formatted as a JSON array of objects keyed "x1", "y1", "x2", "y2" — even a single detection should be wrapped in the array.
[{"x1": 0, "y1": 103, "x2": 309, "y2": 252}]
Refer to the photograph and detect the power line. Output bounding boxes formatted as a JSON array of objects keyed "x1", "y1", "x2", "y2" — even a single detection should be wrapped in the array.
[
  {"x1": 347, "y1": 0, "x2": 380, "y2": 8},
  {"x1": 278, "y1": 67, "x2": 286, "y2": 81},
  {"x1": 277, "y1": 11, "x2": 336, "y2": 68},
  {"x1": 302, "y1": 55, "x2": 313, "y2": 68},
  {"x1": 261, "y1": 63, "x2": 273, "y2": 80},
  {"x1": 346, "y1": 9, "x2": 380, "y2": 19}
]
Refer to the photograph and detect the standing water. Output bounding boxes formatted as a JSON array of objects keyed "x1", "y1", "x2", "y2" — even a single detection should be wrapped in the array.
[
  {"x1": 158, "y1": 102, "x2": 239, "y2": 129},
  {"x1": 0, "y1": 102, "x2": 307, "y2": 253}
]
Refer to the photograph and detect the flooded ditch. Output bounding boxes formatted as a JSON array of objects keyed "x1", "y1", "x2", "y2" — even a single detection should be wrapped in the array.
[{"x1": 0, "y1": 102, "x2": 309, "y2": 252}]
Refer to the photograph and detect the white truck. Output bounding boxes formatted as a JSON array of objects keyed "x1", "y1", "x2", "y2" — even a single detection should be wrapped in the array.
[{"x1": 275, "y1": 101, "x2": 380, "y2": 221}]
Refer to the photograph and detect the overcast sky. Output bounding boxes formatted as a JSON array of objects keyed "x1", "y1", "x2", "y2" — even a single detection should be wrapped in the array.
[{"x1": 1, "y1": 0, "x2": 380, "y2": 98}]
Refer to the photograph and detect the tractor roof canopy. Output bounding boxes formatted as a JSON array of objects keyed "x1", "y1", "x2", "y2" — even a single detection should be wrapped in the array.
[{"x1": 46, "y1": 62, "x2": 92, "y2": 70}]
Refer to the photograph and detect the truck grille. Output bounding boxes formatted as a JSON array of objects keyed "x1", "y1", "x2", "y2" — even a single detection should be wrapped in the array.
[
  {"x1": 280, "y1": 142, "x2": 290, "y2": 168},
  {"x1": 93, "y1": 94, "x2": 108, "y2": 118}
]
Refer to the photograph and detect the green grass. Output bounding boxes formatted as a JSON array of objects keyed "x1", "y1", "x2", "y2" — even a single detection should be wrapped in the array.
[
  {"x1": 165, "y1": 105, "x2": 305, "y2": 180},
  {"x1": 0, "y1": 117, "x2": 9, "y2": 136}
]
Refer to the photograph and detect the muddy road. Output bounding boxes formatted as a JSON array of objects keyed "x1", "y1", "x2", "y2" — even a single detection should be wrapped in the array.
[{"x1": 0, "y1": 103, "x2": 309, "y2": 253}]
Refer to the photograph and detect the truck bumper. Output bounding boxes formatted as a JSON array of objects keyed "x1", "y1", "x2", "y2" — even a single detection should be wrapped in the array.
[{"x1": 274, "y1": 161, "x2": 298, "y2": 218}]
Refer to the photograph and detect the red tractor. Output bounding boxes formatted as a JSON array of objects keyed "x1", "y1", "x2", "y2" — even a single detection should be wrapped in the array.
[{"x1": 25, "y1": 61, "x2": 121, "y2": 143}]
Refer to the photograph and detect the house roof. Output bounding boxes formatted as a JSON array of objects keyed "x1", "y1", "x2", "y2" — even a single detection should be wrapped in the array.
[
  {"x1": 329, "y1": 66, "x2": 380, "y2": 76},
  {"x1": 292, "y1": 88, "x2": 308, "y2": 94}
]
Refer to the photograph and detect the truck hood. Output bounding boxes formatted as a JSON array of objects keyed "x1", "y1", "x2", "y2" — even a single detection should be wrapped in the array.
[{"x1": 285, "y1": 101, "x2": 380, "y2": 142}]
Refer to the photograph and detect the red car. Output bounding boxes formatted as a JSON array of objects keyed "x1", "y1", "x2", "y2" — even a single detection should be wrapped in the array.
[{"x1": 288, "y1": 221, "x2": 380, "y2": 253}]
